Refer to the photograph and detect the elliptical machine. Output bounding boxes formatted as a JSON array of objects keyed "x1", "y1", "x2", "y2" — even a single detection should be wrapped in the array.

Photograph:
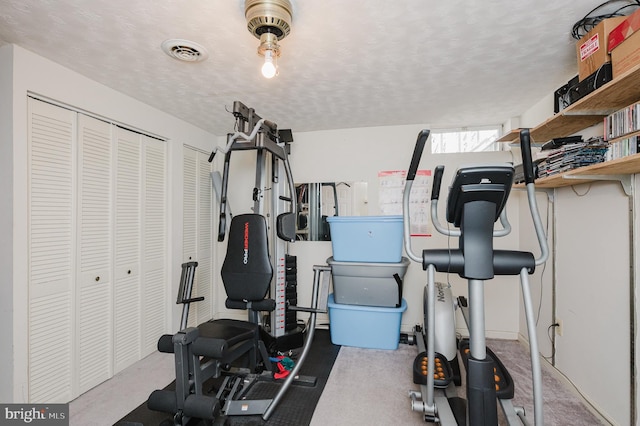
[{"x1": 403, "y1": 129, "x2": 548, "y2": 425}]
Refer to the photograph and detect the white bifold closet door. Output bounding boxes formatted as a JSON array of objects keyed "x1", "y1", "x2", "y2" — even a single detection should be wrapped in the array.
[
  {"x1": 182, "y1": 145, "x2": 213, "y2": 326},
  {"x1": 141, "y1": 136, "x2": 168, "y2": 354},
  {"x1": 27, "y1": 98, "x2": 167, "y2": 402},
  {"x1": 113, "y1": 126, "x2": 168, "y2": 365},
  {"x1": 77, "y1": 114, "x2": 114, "y2": 394},
  {"x1": 113, "y1": 126, "x2": 142, "y2": 373},
  {"x1": 28, "y1": 98, "x2": 76, "y2": 403}
]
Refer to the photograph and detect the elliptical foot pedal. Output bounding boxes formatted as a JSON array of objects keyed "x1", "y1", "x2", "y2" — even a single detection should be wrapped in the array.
[
  {"x1": 448, "y1": 396, "x2": 466, "y2": 426},
  {"x1": 458, "y1": 339, "x2": 515, "y2": 400},
  {"x1": 413, "y1": 351, "x2": 453, "y2": 388}
]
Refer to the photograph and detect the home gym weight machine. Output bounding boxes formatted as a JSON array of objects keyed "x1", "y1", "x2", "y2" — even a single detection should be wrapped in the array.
[
  {"x1": 403, "y1": 129, "x2": 548, "y2": 425},
  {"x1": 148, "y1": 102, "x2": 332, "y2": 424},
  {"x1": 212, "y1": 100, "x2": 304, "y2": 350}
]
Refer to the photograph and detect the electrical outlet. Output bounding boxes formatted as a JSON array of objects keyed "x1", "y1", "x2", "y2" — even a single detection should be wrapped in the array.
[{"x1": 556, "y1": 319, "x2": 563, "y2": 336}]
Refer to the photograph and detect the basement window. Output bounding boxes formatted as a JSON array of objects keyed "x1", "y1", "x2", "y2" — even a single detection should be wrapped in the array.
[{"x1": 430, "y1": 126, "x2": 502, "y2": 154}]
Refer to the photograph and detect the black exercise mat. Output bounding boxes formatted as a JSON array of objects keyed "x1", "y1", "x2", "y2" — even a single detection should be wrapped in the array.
[{"x1": 116, "y1": 329, "x2": 340, "y2": 426}]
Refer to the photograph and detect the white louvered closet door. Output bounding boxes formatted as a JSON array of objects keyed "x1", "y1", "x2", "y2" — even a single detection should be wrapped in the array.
[
  {"x1": 28, "y1": 99, "x2": 76, "y2": 403},
  {"x1": 27, "y1": 98, "x2": 169, "y2": 401},
  {"x1": 76, "y1": 114, "x2": 113, "y2": 394},
  {"x1": 141, "y1": 137, "x2": 168, "y2": 355},
  {"x1": 182, "y1": 146, "x2": 213, "y2": 326},
  {"x1": 113, "y1": 127, "x2": 142, "y2": 373}
]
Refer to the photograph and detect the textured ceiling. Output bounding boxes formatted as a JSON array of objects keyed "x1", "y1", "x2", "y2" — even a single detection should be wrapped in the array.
[{"x1": 0, "y1": 0, "x2": 616, "y2": 136}]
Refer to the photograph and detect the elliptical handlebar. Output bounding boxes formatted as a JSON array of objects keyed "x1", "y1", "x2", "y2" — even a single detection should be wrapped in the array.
[
  {"x1": 402, "y1": 130, "x2": 429, "y2": 263},
  {"x1": 430, "y1": 166, "x2": 444, "y2": 201},
  {"x1": 518, "y1": 128, "x2": 549, "y2": 265},
  {"x1": 520, "y1": 128, "x2": 536, "y2": 185},
  {"x1": 407, "y1": 129, "x2": 430, "y2": 182},
  {"x1": 428, "y1": 165, "x2": 463, "y2": 238}
]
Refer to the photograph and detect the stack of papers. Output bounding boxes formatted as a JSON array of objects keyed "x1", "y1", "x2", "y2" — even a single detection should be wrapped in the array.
[{"x1": 537, "y1": 138, "x2": 608, "y2": 178}]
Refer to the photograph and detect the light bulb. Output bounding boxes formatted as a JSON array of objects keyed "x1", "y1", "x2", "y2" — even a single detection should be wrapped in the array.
[
  {"x1": 261, "y1": 50, "x2": 277, "y2": 78},
  {"x1": 262, "y1": 61, "x2": 276, "y2": 78}
]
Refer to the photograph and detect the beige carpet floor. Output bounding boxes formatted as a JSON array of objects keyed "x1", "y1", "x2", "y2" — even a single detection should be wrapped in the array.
[
  {"x1": 69, "y1": 335, "x2": 608, "y2": 425},
  {"x1": 310, "y1": 338, "x2": 606, "y2": 425}
]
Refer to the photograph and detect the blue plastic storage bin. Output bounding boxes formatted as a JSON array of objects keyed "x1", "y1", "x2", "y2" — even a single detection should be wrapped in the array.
[
  {"x1": 327, "y1": 294, "x2": 407, "y2": 350},
  {"x1": 326, "y1": 215, "x2": 403, "y2": 263}
]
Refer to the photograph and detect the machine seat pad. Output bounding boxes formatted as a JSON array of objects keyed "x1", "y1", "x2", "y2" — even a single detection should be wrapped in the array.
[
  {"x1": 198, "y1": 319, "x2": 259, "y2": 348},
  {"x1": 225, "y1": 298, "x2": 276, "y2": 312}
]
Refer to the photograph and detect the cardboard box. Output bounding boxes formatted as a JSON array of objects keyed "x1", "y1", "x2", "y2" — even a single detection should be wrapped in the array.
[
  {"x1": 576, "y1": 16, "x2": 626, "y2": 81},
  {"x1": 609, "y1": 9, "x2": 640, "y2": 77},
  {"x1": 608, "y1": 8, "x2": 640, "y2": 51},
  {"x1": 611, "y1": 30, "x2": 640, "y2": 77},
  {"x1": 327, "y1": 294, "x2": 406, "y2": 350}
]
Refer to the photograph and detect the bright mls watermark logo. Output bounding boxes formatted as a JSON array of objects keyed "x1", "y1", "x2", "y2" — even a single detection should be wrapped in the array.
[{"x1": 1, "y1": 404, "x2": 68, "y2": 425}]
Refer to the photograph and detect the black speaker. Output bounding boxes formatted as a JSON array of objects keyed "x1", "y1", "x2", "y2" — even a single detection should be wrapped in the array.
[
  {"x1": 554, "y1": 75, "x2": 578, "y2": 113},
  {"x1": 568, "y1": 62, "x2": 613, "y2": 105}
]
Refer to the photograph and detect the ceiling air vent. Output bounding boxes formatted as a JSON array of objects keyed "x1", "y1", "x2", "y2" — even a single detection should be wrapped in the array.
[{"x1": 161, "y1": 39, "x2": 209, "y2": 62}]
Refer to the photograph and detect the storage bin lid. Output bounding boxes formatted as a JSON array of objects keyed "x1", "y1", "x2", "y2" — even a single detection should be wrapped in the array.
[
  {"x1": 326, "y1": 215, "x2": 402, "y2": 223},
  {"x1": 326, "y1": 256, "x2": 410, "y2": 269}
]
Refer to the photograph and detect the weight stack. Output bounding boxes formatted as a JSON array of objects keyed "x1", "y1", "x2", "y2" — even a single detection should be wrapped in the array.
[{"x1": 285, "y1": 255, "x2": 298, "y2": 331}]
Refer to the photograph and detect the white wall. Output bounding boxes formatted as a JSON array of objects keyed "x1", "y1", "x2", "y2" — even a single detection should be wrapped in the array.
[
  {"x1": 555, "y1": 182, "x2": 630, "y2": 424},
  {"x1": 0, "y1": 44, "x2": 15, "y2": 404},
  {"x1": 2, "y1": 44, "x2": 217, "y2": 403},
  {"x1": 520, "y1": 93, "x2": 554, "y2": 129}
]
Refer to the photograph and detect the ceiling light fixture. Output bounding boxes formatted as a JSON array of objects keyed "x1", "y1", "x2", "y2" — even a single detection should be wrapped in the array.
[{"x1": 245, "y1": 0, "x2": 293, "y2": 78}]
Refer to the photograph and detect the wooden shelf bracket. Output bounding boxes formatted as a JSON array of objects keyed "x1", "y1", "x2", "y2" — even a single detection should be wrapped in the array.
[{"x1": 563, "y1": 173, "x2": 633, "y2": 196}]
